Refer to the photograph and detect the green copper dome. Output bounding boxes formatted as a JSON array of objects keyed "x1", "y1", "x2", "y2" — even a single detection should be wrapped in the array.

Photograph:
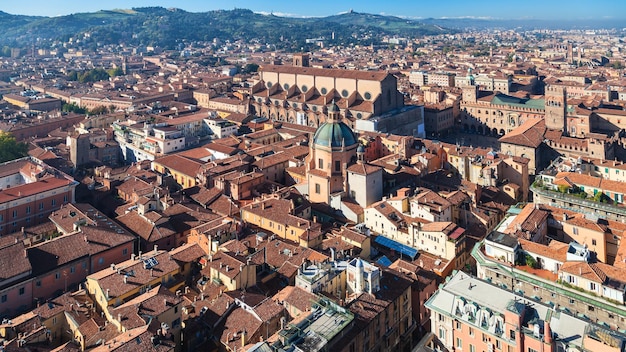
[{"x1": 313, "y1": 121, "x2": 357, "y2": 148}]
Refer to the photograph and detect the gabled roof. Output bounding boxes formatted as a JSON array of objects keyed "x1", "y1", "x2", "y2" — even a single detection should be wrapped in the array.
[
  {"x1": 0, "y1": 241, "x2": 31, "y2": 283},
  {"x1": 499, "y1": 117, "x2": 546, "y2": 148},
  {"x1": 261, "y1": 64, "x2": 390, "y2": 82}
]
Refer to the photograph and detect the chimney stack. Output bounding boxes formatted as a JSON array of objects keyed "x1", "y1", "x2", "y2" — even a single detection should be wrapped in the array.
[{"x1": 544, "y1": 320, "x2": 552, "y2": 344}]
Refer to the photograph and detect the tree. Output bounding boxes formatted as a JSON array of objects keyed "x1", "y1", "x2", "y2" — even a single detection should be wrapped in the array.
[
  {"x1": 506, "y1": 53, "x2": 515, "y2": 63},
  {"x1": 593, "y1": 192, "x2": 610, "y2": 203},
  {"x1": 107, "y1": 67, "x2": 124, "y2": 77},
  {"x1": 0, "y1": 131, "x2": 28, "y2": 163},
  {"x1": 62, "y1": 102, "x2": 87, "y2": 114},
  {"x1": 242, "y1": 63, "x2": 259, "y2": 74},
  {"x1": 89, "y1": 106, "x2": 109, "y2": 115}
]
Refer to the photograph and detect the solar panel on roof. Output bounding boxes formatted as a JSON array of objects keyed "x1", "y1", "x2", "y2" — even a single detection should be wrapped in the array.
[{"x1": 143, "y1": 257, "x2": 159, "y2": 269}]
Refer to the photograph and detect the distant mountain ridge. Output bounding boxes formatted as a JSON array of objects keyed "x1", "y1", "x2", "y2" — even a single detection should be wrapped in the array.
[
  {"x1": 0, "y1": 7, "x2": 452, "y2": 49},
  {"x1": 419, "y1": 17, "x2": 626, "y2": 30}
]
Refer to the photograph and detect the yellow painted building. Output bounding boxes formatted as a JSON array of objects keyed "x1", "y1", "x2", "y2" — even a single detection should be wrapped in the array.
[
  {"x1": 85, "y1": 250, "x2": 181, "y2": 321},
  {"x1": 204, "y1": 251, "x2": 256, "y2": 291},
  {"x1": 241, "y1": 197, "x2": 323, "y2": 248},
  {"x1": 151, "y1": 154, "x2": 202, "y2": 189}
]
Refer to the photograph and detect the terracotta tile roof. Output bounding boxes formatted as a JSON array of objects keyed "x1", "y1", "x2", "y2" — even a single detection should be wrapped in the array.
[
  {"x1": 152, "y1": 154, "x2": 203, "y2": 178},
  {"x1": 203, "y1": 142, "x2": 239, "y2": 156},
  {"x1": 177, "y1": 147, "x2": 213, "y2": 161},
  {"x1": 205, "y1": 251, "x2": 247, "y2": 280},
  {"x1": 321, "y1": 236, "x2": 356, "y2": 253},
  {"x1": 420, "y1": 221, "x2": 457, "y2": 234},
  {"x1": 519, "y1": 239, "x2": 568, "y2": 262},
  {"x1": 116, "y1": 176, "x2": 154, "y2": 197},
  {"x1": 0, "y1": 241, "x2": 31, "y2": 283},
  {"x1": 219, "y1": 239, "x2": 249, "y2": 256},
  {"x1": 88, "y1": 251, "x2": 181, "y2": 299},
  {"x1": 215, "y1": 305, "x2": 263, "y2": 352},
  {"x1": 111, "y1": 286, "x2": 183, "y2": 330},
  {"x1": 340, "y1": 197, "x2": 365, "y2": 216},
  {"x1": 207, "y1": 195, "x2": 240, "y2": 217},
  {"x1": 0, "y1": 159, "x2": 30, "y2": 178},
  {"x1": 346, "y1": 162, "x2": 382, "y2": 175},
  {"x1": 170, "y1": 243, "x2": 206, "y2": 263},
  {"x1": 411, "y1": 251, "x2": 451, "y2": 274},
  {"x1": 188, "y1": 186, "x2": 223, "y2": 206},
  {"x1": 414, "y1": 189, "x2": 452, "y2": 210},
  {"x1": 545, "y1": 129, "x2": 589, "y2": 149},
  {"x1": 28, "y1": 233, "x2": 91, "y2": 276},
  {"x1": 31, "y1": 289, "x2": 94, "y2": 321},
  {"x1": 441, "y1": 190, "x2": 471, "y2": 206},
  {"x1": 252, "y1": 297, "x2": 285, "y2": 322},
  {"x1": 593, "y1": 262, "x2": 626, "y2": 290},
  {"x1": 116, "y1": 211, "x2": 177, "y2": 242},
  {"x1": 337, "y1": 227, "x2": 368, "y2": 244},
  {"x1": 498, "y1": 117, "x2": 546, "y2": 148},
  {"x1": 346, "y1": 268, "x2": 412, "y2": 321},
  {"x1": 91, "y1": 324, "x2": 176, "y2": 352},
  {"x1": 192, "y1": 216, "x2": 237, "y2": 239},
  {"x1": 272, "y1": 286, "x2": 316, "y2": 315},
  {"x1": 261, "y1": 64, "x2": 390, "y2": 81},
  {"x1": 560, "y1": 262, "x2": 605, "y2": 283},
  {"x1": 504, "y1": 203, "x2": 549, "y2": 235},
  {"x1": 254, "y1": 239, "x2": 328, "y2": 277},
  {"x1": 0, "y1": 176, "x2": 73, "y2": 204},
  {"x1": 554, "y1": 172, "x2": 602, "y2": 189}
]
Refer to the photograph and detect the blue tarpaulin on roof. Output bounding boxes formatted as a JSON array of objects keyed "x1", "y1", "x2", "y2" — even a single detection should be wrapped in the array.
[
  {"x1": 374, "y1": 236, "x2": 418, "y2": 260},
  {"x1": 376, "y1": 255, "x2": 393, "y2": 267}
]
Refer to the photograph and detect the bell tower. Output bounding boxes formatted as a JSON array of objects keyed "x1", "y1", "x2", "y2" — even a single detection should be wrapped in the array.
[
  {"x1": 545, "y1": 84, "x2": 567, "y2": 133},
  {"x1": 293, "y1": 53, "x2": 309, "y2": 67}
]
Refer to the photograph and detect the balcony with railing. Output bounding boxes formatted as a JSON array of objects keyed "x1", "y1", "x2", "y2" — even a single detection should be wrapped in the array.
[
  {"x1": 530, "y1": 183, "x2": 626, "y2": 217},
  {"x1": 472, "y1": 241, "x2": 626, "y2": 319}
]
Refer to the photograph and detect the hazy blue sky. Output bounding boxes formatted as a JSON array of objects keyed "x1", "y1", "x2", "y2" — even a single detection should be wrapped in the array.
[{"x1": 1, "y1": 0, "x2": 625, "y2": 20}]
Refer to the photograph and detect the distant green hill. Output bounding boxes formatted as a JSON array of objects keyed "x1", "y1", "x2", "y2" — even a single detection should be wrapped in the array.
[
  {"x1": 0, "y1": 7, "x2": 453, "y2": 50},
  {"x1": 318, "y1": 11, "x2": 447, "y2": 36}
]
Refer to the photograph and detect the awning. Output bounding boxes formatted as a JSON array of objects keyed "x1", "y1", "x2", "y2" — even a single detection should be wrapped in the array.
[{"x1": 374, "y1": 236, "x2": 418, "y2": 260}]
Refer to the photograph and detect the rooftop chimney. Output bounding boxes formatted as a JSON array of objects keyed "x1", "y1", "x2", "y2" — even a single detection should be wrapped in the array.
[{"x1": 544, "y1": 320, "x2": 552, "y2": 344}]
